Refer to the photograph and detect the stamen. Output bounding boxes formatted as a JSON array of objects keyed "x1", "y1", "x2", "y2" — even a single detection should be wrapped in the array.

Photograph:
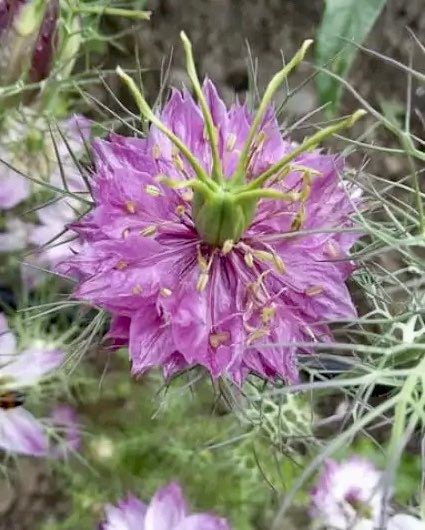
[
  {"x1": 246, "y1": 328, "x2": 269, "y2": 346},
  {"x1": 125, "y1": 200, "x2": 136, "y2": 214},
  {"x1": 115, "y1": 260, "x2": 127, "y2": 270},
  {"x1": 160, "y1": 287, "x2": 172, "y2": 297},
  {"x1": 226, "y1": 133, "x2": 237, "y2": 152},
  {"x1": 132, "y1": 284, "x2": 143, "y2": 295},
  {"x1": 152, "y1": 144, "x2": 161, "y2": 160},
  {"x1": 291, "y1": 205, "x2": 306, "y2": 232},
  {"x1": 140, "y1": 225, "x2": 157, "y2": 237},
  {"x1": 145, "y1": 184, "x2": 163, "y2": 197},
  {"x1": 261, "y1": 306, "x2": 276, "y2": 324},
  {"x1": 196, "y1": 272, "x2": 209, "y2": 292},
  {"x1": 244, "y1": 252, "x2": 254, "y2": 268},
  {"x1": 222, "y1": 239, "x2": 234, "y2": 255},
  {"x1": 172, "y1": 153, "x2": 185, "y2": 172},
  {"x1": 305, "y1": 285, "x2": 324, "y2": 297},
  {"x1": 209, "y1": 331, "x2": 230, "y2": 348},
  {"x1": 175, "y1": 205, "x2": 186, "y2": 217},
  {"x1": 122, "y1": 228, "x2": 130, "y2": 239}
]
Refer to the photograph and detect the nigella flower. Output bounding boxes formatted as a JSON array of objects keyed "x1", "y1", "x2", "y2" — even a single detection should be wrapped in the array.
[
  {"x1": 98, "y1": 482, "x2": 230, "y2": 530},
  {"x1": 60, "y1": 34, "x2": 364, "y2": 384},
  {"x1": 0, "y1": 313, "x2": 79, "y2": 457},
  {"x1": 310, "y1": 457, "x2": 385, "y2": 529}
]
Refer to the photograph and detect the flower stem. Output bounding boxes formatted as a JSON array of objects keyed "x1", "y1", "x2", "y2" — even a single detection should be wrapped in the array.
[
  {"x1": 116, "y1": 66, "x2": 214, "y2": 189},
  {"x1": 244, "y1": 109, "x2": 367, "y2": 191},
  {"x1": 180, "y1": 31, "x2": 224, "y2": 184},
  {"x1": 231, "y1": 39, "x2": 313, "y2": 186},
  {"x1": 72, "y1": 6, "x2": 152, "y2": 21}
]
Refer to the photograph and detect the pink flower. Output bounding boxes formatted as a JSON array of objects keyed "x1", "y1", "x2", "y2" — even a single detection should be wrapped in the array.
[
  {"x1": 98, "y1": 482, "x2": 230, "y2": 530},
  {"x1": 310, "y1": 457, "x2": 385, "y2": 529},
  {"x1": 0, "y1": 313, "x2": 79, "y2": 457},
  {"x1": 60, "y1": 39, "x2": 362, "y2": 384}
]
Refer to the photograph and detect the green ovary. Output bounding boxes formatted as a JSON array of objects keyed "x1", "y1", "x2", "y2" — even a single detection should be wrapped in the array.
[{"x1": 192, "y1": 189, "x2": 257, "y2": 247}]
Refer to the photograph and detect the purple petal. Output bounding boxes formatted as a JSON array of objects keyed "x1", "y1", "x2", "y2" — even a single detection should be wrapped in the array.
[
  {"x1": 100, "y1": 494, "x2": 147, "y2": 530},
  {"x1": 49, "y1": 405, "x2": 81, "y2": 457},
  {"x1": 0, "y1": 408, "x2": 48, "y2": 456},
  {"x1": 144, "y1": 482, "x2": 187, "y2": 530},
  {"x1": 176, "y1": 515, "x2": 231, "y2": 530},
  {"x1": 0, "y1": 313, "x2": 16, "y2": 354},
  {"x1": 0, "y1": 348, "x2": 63, "y2": 387}
]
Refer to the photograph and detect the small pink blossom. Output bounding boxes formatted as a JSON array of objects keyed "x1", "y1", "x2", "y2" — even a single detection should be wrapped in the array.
[{"x1": 98, "y1": 482, "x2": 230, "y2": 530}]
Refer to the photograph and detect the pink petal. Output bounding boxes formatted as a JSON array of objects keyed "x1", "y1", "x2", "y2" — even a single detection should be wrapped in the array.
[
  {"x1": 0, "y1": 408, "x2": 48, "y2": 456},
  {"x1": 144, "y1": 483, "x2": 187, "y2": 530}
]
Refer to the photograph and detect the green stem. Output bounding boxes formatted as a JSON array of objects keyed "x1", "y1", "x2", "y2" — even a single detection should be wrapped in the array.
[
  {"x1": 231, "y1": 39, "x2": 313, "y2": 186},
  {"x1": 72, "y1": 6, "x2": 151, "y2": 20},
  {"x1": 245, "y1": 109, "x2": 366, "y2": 191},
  {"x1": 180, "y1": 31, "x2": 223, "y2": 184},
  {"x1": 116, "y1": 67, "x2": 214, "y2": 189}
]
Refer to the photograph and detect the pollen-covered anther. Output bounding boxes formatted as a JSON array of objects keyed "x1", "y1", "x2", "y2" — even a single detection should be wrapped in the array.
[
  {"x1": 145, "y1": 184, "x2": 163, "y2": 197},
  {"x1": 209, "y1": 331, "x2": 230, "y2": 349},
  {"x1": 222, "y1": 239, "x2": 234, "y2": 255},
  {"x1": 246, "y1": 328, "x2": 270, "y2": 346},
  {"x1": 175, "y1": 205, "x2": 186, "y2": 217},
  {"x1": 172, "y1": 153, "x2": 185, "y2": 172},
  {"x1": 254, "y1": 130, "x2": 267, "y2": 149},
  {"x1": 132, "y1": 284, "x2": 143, "y2": 295},
  {"x1": 225, "y1": 133, "x2": 237, "y2": 152},
  {"x1": 115, "y1": 260, "x2": 128, "y2": 270},
  {"x1": 272, "y1": 254, "x2": 285, "y2": 274},
  {"x1": 305, "y1": 285, "x2": 324, "y2": 297},
  {"x1": 125, "y1": 200, "x2": 136, "y2": 214},
  {"x1": 261, "y1": 306, "x2": 276, "y2": 324},
  {"x1": 196, "y1": 272, "x2": 209, "y2": 293},
  {"x1": 151, "y1": 144, "x2": 161, "y2": 160},
  {"x1": 160, "y1": 287, "x2": 172, "y2": 297},
  {"x1": 291, "y1": 205, "x2": 306, "y2": 231},
  {"x1": 140, "y1": 225, "x2": 157, "y2": 237},
  {"x1": 244, "y1": 252, "x2": 254, "y2": 268}
]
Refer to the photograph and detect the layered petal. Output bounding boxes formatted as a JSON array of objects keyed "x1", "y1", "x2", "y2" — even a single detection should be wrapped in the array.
[{"x1": 0, "y1": 407, "x2": 48, "y2": 456}]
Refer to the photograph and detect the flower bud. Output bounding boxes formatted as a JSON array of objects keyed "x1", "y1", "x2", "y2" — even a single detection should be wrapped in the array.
[{"x1": 0, "y1": 0, "x2": 58, "y2": 86}]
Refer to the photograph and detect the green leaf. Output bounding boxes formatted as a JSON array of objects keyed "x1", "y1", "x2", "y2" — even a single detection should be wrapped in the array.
[{"x1": 315, "y1": 0, "x2": 387, "y2": 113}]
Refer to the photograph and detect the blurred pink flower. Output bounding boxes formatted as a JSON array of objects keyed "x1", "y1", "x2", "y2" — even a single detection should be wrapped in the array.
[
  {"x1": 311, "y1": 457, "x2": 385, "y2": 530},
  {"x1": 99, "y1": 482, "x2": 230, "y2": 530},
  {"x1": 0, "y1": 313, "x2": 79, "y2": 458}
]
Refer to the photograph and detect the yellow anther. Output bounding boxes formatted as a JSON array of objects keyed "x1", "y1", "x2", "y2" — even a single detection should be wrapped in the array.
[
  {"x1": 291, "y1": 164, "x2": 320, "y2": 177},
  {"x1": 261, "y1": 306, "x2": 276, "y2": 324},
  {"x1": 175, "y1": 205, "x2": 186, "y2": 217},
  {"x1": 305, "y1": 285, "x2": 324, "y2": 297},
  {"x1": 244, "y1": 252, "x2": 254, "y2": 268},
  {"x1": 172, "y1": 154, "x2": 185, "y2": 172},
  {"x1": 152, "y1": 144, "x2": 161, "y2": 159},
  {"x1": 246, "y1": 328, "x2": 269, "y2": 346},
  {"x1": 254, "y1": 130, "x2": 267, "y2": 149},
  {"x1": 116, "y1": 260, "x2": 128, "y2": 270},
  {"x1": 273, "y1": 254, "x2": 285, "y2": 274},
  {"x1": 132, "y1": 284, "x2": 143, "y2": 295},
  {"x1": 291, "y1": 205, "x2": 306, "y2": 231},
  {"x1": 197, "y1": 247, "x2": 209, "y2": 272},
  {"x1": 145, "y1": 184, "x2": 163, "y2": 197},
  {"x1": 253, "y1": 250, "x2": 274, "y2": 263},
  {"x1": 226, "y1": 133, "x2": 237, "y2": 152},
  {"x1": 196, "y1": 272, "x2": 209, "y2": 292},
  {"x1": 222, "y1": 239, "x2": 234, "y2": 255},
  {"x1": 160, "y1": 287, "x2": 172, "y2": 297},
  {"x1": 140, "y1": 225, "x2": 157, "y2": 237},
  {"x1": 125, "y1": 200, "x2": 136, "y2": 214},
  {"x1": 209, "y1": 331, "x2": 230, "y2": 348}
]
